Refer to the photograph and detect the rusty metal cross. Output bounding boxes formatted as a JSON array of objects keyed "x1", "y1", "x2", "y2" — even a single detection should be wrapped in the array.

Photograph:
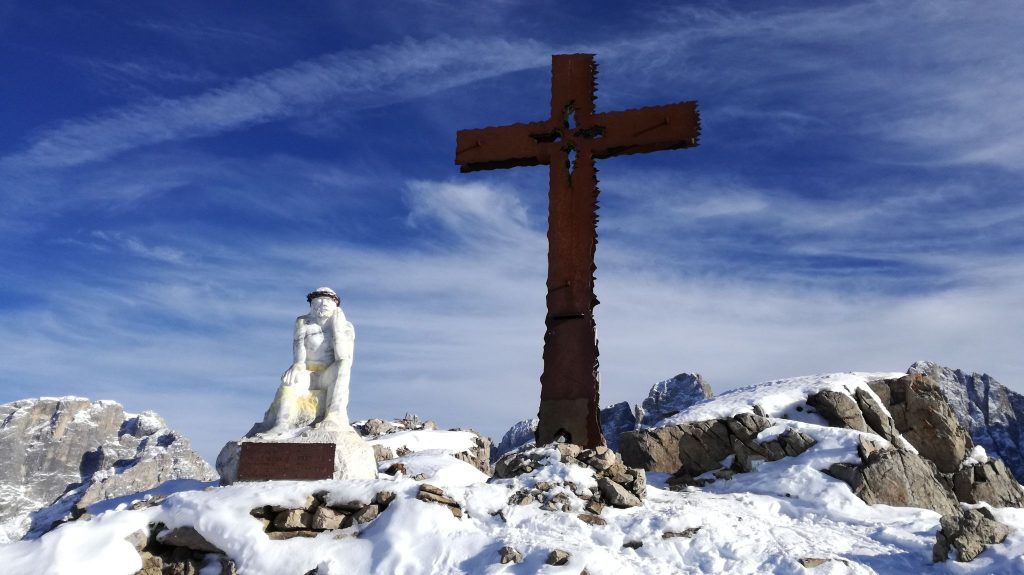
[{"x1": 455, "y1": 54, "x2": 700, "y2": 448}]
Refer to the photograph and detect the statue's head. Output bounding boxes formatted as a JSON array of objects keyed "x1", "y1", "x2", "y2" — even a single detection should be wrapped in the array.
[{"x1": 306, "y1": 287, "x2": 340, "y2": 318}]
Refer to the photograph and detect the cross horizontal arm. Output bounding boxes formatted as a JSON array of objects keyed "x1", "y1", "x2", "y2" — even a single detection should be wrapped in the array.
[
  {"x1": 589, "y1": 101, "x2": 700, "y2": 160},
  {"x1": 455, "y1": 121, "x2": 550, "y2": 173}
]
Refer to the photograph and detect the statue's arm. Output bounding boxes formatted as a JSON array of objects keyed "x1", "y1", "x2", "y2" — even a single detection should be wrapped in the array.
[
  {"x1": 292, "y1": 317, "x2": 307, "y2": 368},
  {"x1": 333, "y1": 316, "x2": 355, "y2": 363}
]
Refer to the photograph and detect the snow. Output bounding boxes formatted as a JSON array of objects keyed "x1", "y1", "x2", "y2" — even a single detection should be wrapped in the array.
[
  {"x1": 963, "y1": 445, "x2": 990, "y2": 467},
  {"x1": 661, "y1": 371, "x2": 904, "y2": 427},
  {"x1": 369, "y1": 429, "x2": 478, "y2": 454},
  {"x1": 5, "y1": 372, "x2": 1024, "y2": 573},
  {"x1": 4, "y1": 433, "x2": 1024, "y2": 574}
]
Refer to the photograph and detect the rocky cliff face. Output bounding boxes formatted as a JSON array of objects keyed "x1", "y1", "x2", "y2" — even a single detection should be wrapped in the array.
[
  {"x1": 639, "y1": 373, "x2": 713, "y2": 426},
  {"x1": 0, "y1": 397, "x2": 217, "y2": 543},
  {"x1": 909, "y1": 361, "x2": 1024, "y2": 482}
]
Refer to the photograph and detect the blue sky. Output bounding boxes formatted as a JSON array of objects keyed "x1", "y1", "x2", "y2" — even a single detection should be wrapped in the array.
[{"x1": 1, "y1": 1, "x2": 1022, "y2": 461}]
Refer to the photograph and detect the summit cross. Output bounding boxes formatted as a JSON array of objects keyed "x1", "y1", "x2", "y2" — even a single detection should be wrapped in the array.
[{"x1": 455, "y1": 53, "x2": 700, "y2": 448}]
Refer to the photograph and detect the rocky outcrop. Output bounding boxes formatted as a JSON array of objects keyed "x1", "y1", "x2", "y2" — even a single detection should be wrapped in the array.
[
  {"x1": 494, "y1": 444, "x2": 647, "y2": 509},
  {"x1": 826, "y1": 438, "x2": 960, "y2": 516},
  {"x1": 868, "y1": 374, "x2": 972, "y2": 473},
  {"x1": 909, "y1": 361, "x2": 1024, "y2": 483},
  {"x1": 619, "y1": 413, "x2": 816, "y2": 485},
  {"x1": 933, "y1": 508, "x2": 1010, "y2": 562},
  {"x1": 0, "y1": 397, "x2": 216, "y2": 543},
  {"x1": 952, "y1": 459, "x2": 1024, "y2": 508},
  {"x1": 134, "y1": 488, "x2": 395, "y2": 574},
  {"x1": 640, "y1": 373, "x2": 713, "y2": 426}
]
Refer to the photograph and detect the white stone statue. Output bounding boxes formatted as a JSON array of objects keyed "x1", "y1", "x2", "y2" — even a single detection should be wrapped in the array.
[
  {"x1": 216, "y1": 287, "x2": 377, "y2": 483},
  {"x1": 260, "y1": 287, "x2": 355, "y2": 434}
]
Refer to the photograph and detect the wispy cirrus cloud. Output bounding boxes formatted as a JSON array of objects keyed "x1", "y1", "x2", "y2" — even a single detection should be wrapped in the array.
[{"x1": 1, "y1": 36, "x2": 549, "y2": 170}]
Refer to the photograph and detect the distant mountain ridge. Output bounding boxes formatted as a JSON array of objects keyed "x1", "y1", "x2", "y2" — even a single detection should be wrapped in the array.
[
  {"x1": 0, "y1": 397, "x2": 217, "y2": 543},
  {"x1": 910, "y1": 361, "x2": 1024, "y2": 482},
  {"x1": 493, "y1": 372, "x2": 713, "y2": 460}
]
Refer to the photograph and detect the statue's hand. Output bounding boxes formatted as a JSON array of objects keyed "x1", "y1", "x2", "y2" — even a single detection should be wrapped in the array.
[{"x1": 281, "y1": 363, "x2": 308, "y2": 387}]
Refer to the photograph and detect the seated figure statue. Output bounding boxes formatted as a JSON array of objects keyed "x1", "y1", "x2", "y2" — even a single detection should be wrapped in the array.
[
  {"x1": 216, "y1": 287, "x2": 377, "y2": 483},
  {"x1": 259, "y1": 287, "x2": 355, "y2": 435}
]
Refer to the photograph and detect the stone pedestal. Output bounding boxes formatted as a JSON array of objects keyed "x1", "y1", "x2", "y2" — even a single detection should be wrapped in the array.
[{"x1": 217, "y1": 427, "x2": 377, "y2": 484}]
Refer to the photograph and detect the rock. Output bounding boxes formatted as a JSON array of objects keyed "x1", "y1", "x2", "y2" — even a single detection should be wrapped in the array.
[
  {"x1": 416, "y1": 490, "x2": 459, "y2": 507},
  {"x1": 372, "y1": 444, "x2": 395, "y2": 462},
  {"x1": 798, "y1": 558, "x2": 828, "y2": 568},
  {"x1": 419, "y1": 483, "x2": 445, "y2": 496},
  {"x1": 806, "y1": 390, "x2": 869, "y2": 432},
  {"x1": 273, "y1": 509, "x2": 314, "y2": 530},
  {"x1": 373, "y1": 490, "x2": 396, "y2": 508},
  {"x1": 138, "y1": 551, "x2": 164, "y2": 575},
  {"x1": 620, "y1": 412, "x2": 814, "y2": 484},
  {"x1": 584, "y1": 500, "x2": 604, "y2": 515},
  {"x1": 777, "y1": 428, "x2": 817, "y2": 457},
  {"x1": 311, "y1": 506, "x2": 346, "y2": 530},
  {"x1": 546, "y1": 549, "x2": 571, "y2": 566},
  {"x1": 580, "y1": 446, "x2": 616, "y2": 471},
  {"x1": 952, "y1": 459, "x2": 1024, "y2": 507},
  {"x1": 125, "y1": 528, "x2": 148, "y2": 552},
  {"x1": 578, "y1": 514, "x2": 607, "y2": 526},
  {"x1": 450, "y1": 431, "x2": 492, "y2": 475},
  {"x1": 156, "y1": 526, "x2": 222, "y2": 554},
  {"x1": 620, "y1": 419, "x2": 734, "y2": 475},
  {"x1": 852, "y1": 388, "x2": 900, "y2": 443},
  {"x1": 498, "y1": 546, "x2": 523, "y2": 564},
  {"x1": 362, "y1": 419, "x2": 394, "y2": 436},
  {"x1": 909, "y1": 361, "x2": 1024, "y2": 483},
  {"x1": 871, "y1": 374, "x2": 972, "y2": 474},
  {"x1": 933, "y1": 508, "x2": 1010, "y2": 562},
  {"x1": 342, "y1": 504, "x2": 379, "y2": 527},
  {"x1": 384, "y1": 462, "x2": 407, "y2": 476},
  {"x1": 641, "y1": 373, "x2": 714, "y2": 426},
  {"x1": 827, "y1": 448, "x2": 960, "y2": 515},
  {"x1": 663, "y1": 527, "x2": 701, "y2": 538},
  {"x1": 597, "y1": 477, "x2": 642, "y2": 508},
  {"x1": 0, "y1": 397, "x2": 216, "y2": 543},
  {"x1": 268, "y1": 530, "x2": 319, "y2": 540}
]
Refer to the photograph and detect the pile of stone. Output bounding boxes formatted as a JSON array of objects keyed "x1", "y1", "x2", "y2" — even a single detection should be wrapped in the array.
[
  {"x1": 493, "y1": 443, "x2": 646, "y2": 525},
  {"x1": 415, "y1": 484, "x2": 463, "y2": 518},
  {"x1": 128, "y1": 489, "x2": 396, "y2": 575},
  {"x1": 933, "y1": 508, "x2": 1010, "y2": 563},
  {"x1": 619, "y1": 412, "x2": 816, "y2": 487},
  {"x1": 358, "y1": 415, "x2": 492, "y2": 475}
]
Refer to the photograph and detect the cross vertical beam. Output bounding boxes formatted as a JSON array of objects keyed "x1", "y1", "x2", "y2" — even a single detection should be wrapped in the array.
[{"x1": 455, "y1": 54, "x2": 699, "y2": 448}]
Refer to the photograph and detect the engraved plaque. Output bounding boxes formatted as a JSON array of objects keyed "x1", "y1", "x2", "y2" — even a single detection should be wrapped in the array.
[{"x1": 237, "y1": 442, "x2": 336, "y2": 481}]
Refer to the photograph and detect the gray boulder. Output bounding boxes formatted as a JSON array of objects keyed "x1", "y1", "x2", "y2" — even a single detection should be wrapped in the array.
[
  {"x1": 640, "y1": 373, "x2": 713, "y2": 426},
  {"x1": 619, "y1": 412, "x2": 816, "y2": 484},
  {"x1": 827, "y1": 445, "x2": 960, "y2": 516},
  {"x1": 933, "y1": 508, "x2": 1010, "y2": 562},
  {"x1": 952, "y1": 459, "x2": 1024, "y2": 508}
]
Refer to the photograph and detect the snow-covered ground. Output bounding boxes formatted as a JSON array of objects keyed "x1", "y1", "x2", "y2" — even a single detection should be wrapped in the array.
[{"x1": 3, "y1": 372, "x2": 1024, "y2": 574}]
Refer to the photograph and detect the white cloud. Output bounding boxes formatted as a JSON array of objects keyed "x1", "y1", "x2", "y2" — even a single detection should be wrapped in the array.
[{"x1": 1, "y1": 36, "x2": 549, "y2": 170}]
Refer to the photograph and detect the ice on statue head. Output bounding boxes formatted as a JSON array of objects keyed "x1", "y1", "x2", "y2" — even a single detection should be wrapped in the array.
[{"x1": 215, "y1": 287, "x2": 377, "y2": 483}]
